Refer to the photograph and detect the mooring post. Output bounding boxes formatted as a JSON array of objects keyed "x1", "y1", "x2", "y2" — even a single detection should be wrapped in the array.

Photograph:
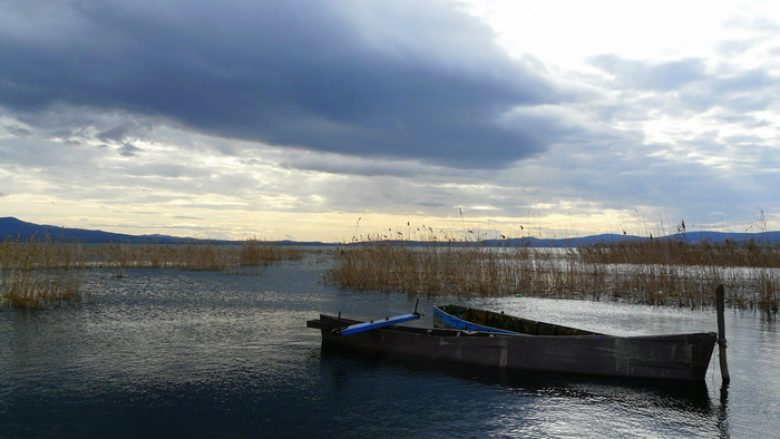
[{"x1": 716, "y1": 284, "x2": 730, "y2": 384}]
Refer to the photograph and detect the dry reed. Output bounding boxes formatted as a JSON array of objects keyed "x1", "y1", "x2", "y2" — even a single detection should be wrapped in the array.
[
  {"x1": 0, "y1": 239, "x2": 304, "y2": 308},
  {"x1": 0, "y1": 240, "x2": 84, "y2": 309},
  {"x1": 580, "y1": 239, "x2": 780, "y2": 268},
  {"x1": 84, "y1": 240, "x2": 304, "y2": 270},
  {"x1": 328, "y1": 243, "x2": 780, "y2": 313}
]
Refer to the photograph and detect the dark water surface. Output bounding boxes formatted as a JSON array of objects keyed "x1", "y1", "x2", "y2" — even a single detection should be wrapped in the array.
[{"x1": 1, "y1": 254, "x2": 778, "y2": 438}]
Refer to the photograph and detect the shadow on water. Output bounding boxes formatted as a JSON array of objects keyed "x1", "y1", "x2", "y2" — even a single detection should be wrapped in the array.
[{"x1": 318, "y1": 343, "x2": 714, "y2": 414}]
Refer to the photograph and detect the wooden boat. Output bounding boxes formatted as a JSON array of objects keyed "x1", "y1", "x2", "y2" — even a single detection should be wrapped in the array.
[{"x1": 307, "y1": 307, "x2": 717, "y2": 381}]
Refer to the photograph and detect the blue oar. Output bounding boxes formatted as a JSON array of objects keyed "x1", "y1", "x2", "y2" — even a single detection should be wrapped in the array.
[
  {"x1": 334, "y1": 312, "x2": 421, "y2": 336},
  {"x1": 334, "y1": 299, "x2": 423, "y2": 336}
]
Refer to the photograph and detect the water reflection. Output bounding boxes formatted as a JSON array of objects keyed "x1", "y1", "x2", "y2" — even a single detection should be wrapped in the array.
[
  {"x1": 317, "y1": 345, "x2": 724, "y2": 438},
  {"x1": 321, "y1": 343, "x2": 713, "y2": 407}
]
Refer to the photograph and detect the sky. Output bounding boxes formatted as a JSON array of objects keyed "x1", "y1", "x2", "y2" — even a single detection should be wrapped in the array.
[{"x1": 0, "y1": 0, "x2": 779, "y2": 242}]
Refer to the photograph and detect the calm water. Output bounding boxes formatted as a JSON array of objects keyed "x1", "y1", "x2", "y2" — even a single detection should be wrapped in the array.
[{"x1": 1, "y1": 254, "x2": 778, "y2": 438}]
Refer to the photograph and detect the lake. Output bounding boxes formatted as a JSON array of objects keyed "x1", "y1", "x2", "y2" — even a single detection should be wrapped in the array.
[{"x1": 1, "y1": 253, "x2": 777, "y2": 438}]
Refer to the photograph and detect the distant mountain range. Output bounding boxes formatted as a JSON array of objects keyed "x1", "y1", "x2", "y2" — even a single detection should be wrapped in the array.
[
  {"x1": 2, "y1": 216, "x2": 779, "y2": 247},
  {"x1": 0, "y1": 217, "x2": 225, "y2": 244},
  {"x1": 480, "y1": 231, "x2": 780, "y2": 247}
]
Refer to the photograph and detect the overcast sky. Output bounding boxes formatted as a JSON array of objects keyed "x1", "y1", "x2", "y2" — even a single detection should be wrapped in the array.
[{"x1": 1, "y1": 0, "x2": 778, "y2": 241}]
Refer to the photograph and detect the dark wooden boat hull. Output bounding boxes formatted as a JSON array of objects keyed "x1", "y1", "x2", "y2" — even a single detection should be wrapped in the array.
[{"x1": 307, "y1": 314, "x2": 716, "y2": 381}]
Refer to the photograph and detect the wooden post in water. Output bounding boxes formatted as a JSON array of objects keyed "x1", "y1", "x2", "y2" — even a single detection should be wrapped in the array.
[{"x1": 716, "y1": 284, "x2": 730, "y2": 384}]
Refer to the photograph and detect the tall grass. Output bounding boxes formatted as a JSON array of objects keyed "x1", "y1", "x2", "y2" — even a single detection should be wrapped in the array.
[
  {"x1": 0, "y1": 240, "x2": 304, "y2": 309},
  {"x1": 579, "y1": 239, "x2": 780, "y2": 312},
  {"x1": 328, "y1": 243, "x2": 780, "y2": 313},
  {"x1": 580, "y1": 239, "x2": 780, "y2": 268},
  {"x1": 238, "y1": 240, "x2": 303, "y2": 266},
  {"x1": 85, "y1": 241, "x2": 304, "y2": 270},
  {"x1": 90, "y1": 244, "x2": 230, "y2": 270},
  {"x1": 329, "y1": 244, "x2": 575, "y2": 298},
  {"x1": 0, "y1": 241, "x2": 84, "y2": 309}
]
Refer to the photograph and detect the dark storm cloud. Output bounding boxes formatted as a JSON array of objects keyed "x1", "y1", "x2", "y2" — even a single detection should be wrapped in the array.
[{"x1": 0, "y1": 0, "x2": 573, "y2": 168}]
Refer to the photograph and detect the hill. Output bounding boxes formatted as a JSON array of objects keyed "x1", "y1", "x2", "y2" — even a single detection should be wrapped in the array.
[
  {"x1": 2, "y1": 216, "x2": 779, "y2": 246},
  {"x1": 0, "y1": 217, "x2": 218, "y2": 244}
]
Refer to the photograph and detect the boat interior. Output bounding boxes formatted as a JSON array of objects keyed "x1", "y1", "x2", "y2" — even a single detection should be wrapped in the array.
[
  {"x1": 310, "y1": 315, "x2": 500, "y2": 337},
  {"x1": 439, "y1": 305, "x2": 601, "y2": 336}
]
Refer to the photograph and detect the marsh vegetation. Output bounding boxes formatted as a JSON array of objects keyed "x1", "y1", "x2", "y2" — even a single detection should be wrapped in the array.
[
  {"x1": 580, "y1": 239, "x2": 780, "y2": 268},
  {"x1": 4, "y1": 234, "x2": 779, "y2": 313},
  {"x1": 328, "y1": 240, "x2": 780, "y2": 313},
  {"x1": 91, "y1": 241, "x2": 304, "y2": 270},
  {"x1": 0, "y1": 240, "x2": 304, "y2": 309},
  {"x1": 0, "y1": 241, "x2": 84, "y2": 309}
]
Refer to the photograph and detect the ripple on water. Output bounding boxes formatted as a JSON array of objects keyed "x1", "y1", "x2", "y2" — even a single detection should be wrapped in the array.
[{"x1": 0, "y1": 257, "x2": 777, "y2": 438}]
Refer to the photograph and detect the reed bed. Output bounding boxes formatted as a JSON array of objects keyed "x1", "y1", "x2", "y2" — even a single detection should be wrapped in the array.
[
  {"x1": 580, "y1": 239, "x2": 780, "y2": 268},
  {"x1": 0, "y1": 240, "x2": 304, "y2": 309},
  {"x1": 84, "y1": 241, "x2": 304, "y2": 270},
  {"x1": 0, "y1": 241, "x2": 84, "y2": 309},
  {"x1": 237, "y1": 240, "x2": 304, "y2": 267},
  {"x1": 328, "y1": 243, "x2": 780, "y2": 313}
]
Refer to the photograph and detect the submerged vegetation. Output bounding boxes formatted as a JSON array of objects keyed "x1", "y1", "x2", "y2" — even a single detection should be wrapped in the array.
[
  {"x1": 0, "y1": 240, "x2": 304, "y2": 309},
  {"x1": 328, "y1": 240, "x2": 780, "y2": 313}
]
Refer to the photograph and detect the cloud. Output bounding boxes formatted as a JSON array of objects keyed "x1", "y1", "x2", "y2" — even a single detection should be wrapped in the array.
[
  {"x1": 279, "y1": 150, "x2": 450, "y2": 178},
  {"x1": 0, "y1": 0, "x2": 580, "y2": 168},
  {"x1": 121, "y1": 163, "x2": 206, "y2": 179},
  {"x1": 717, "y1": 38, "x2": 763, "y2": 56},
  {"x1": 723, "y1": 16, "x2": 780, "y2": 33},
  {"x1": 118, "y1": 143, "x2": 142, "y2": 157},
  {"x1": 589, "y1": 55, "x2": 707, "y2": 90},
  {"x1": 589, "y1": 54, "x2": 778, "y2": 113},
  {"x1": 3, "y1": 124, "x2": 32, "y2": 137}
]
